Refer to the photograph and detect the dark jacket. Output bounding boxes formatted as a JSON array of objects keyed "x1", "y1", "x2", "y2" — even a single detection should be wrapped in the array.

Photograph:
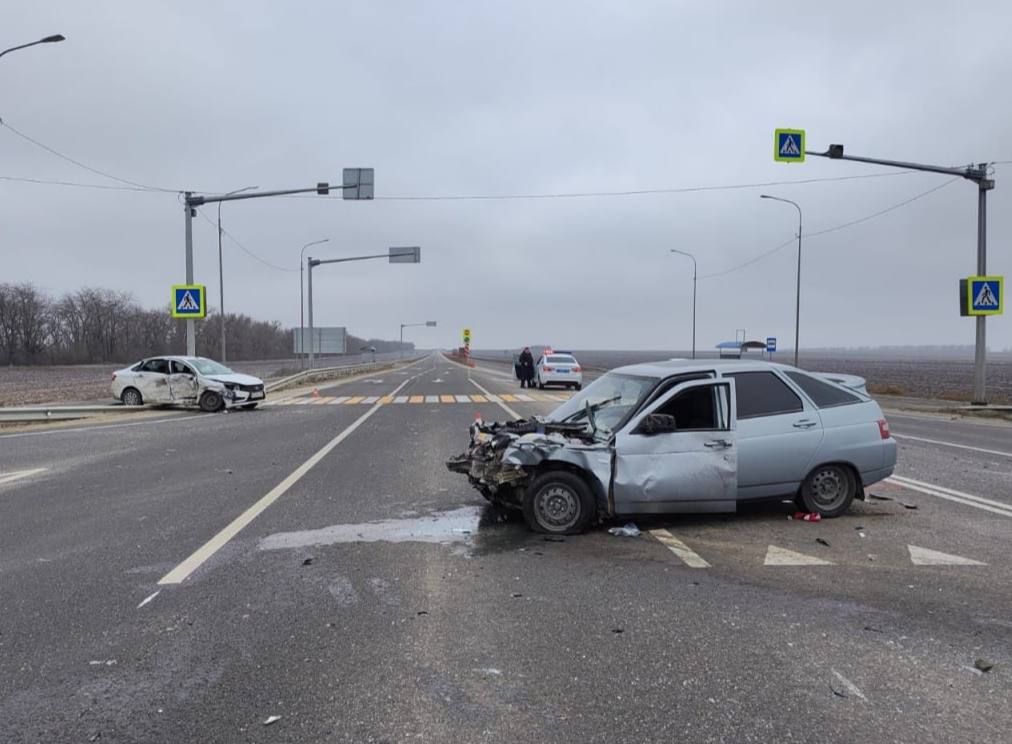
[{"x1": 518, "y1": 350, "x2": 535, "y2": 379}]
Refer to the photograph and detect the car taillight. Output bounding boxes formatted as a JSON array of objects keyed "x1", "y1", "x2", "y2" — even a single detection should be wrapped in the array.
[
  {"x1": 543, "y1": 366, "x2": 554, "y2": 372},
  {"x1": 878, "y1": 419, "x2": 890, "y2": 439},
  {"x1": 572, "y1": 367, "x2": 581, "y2": 373},
  {"x1": 111, "y1": 373, "x2": 117, "y2": 380}
]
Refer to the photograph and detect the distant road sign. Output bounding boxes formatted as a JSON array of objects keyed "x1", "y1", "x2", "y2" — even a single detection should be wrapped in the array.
[
  {"x1": 967, "y1": 276, "x2": 1003, "y2": 316},
  {"x1": 171, "y1": 285, "x2": 206, "y2": 318},
  {"x1": 774, "y1": 129, "x2": 805, "y2": 163},
  {"x1": 766, "y1": 336, "x2": 777, "y2": 353}
]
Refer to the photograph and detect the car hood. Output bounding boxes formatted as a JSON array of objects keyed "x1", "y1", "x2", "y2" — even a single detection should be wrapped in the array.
[{"x1": 204, "y1": 372, "x2": 263, "y2": 386}]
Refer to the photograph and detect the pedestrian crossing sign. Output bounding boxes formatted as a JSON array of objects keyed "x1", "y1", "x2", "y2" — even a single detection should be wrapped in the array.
[
  {"x1": 774, "y1": 128, "x2": 805, "y2": 162},
  {"x1": 966, "y1": 276, "x2": 1003, "y2": 316},
  {"x1": 171, "y1": 284, "x2": 207, "y2": 318}
]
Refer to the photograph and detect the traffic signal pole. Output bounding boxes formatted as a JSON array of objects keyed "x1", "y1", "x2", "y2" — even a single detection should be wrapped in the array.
[{"x1": 807, "y1": 146, "x2": 994, "y2": 404}]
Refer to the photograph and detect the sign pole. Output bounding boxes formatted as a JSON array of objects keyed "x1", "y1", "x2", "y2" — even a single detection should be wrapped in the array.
[
  {"x1": 184, "y1": 193, "x2": 195, "y2": 356},
  {"x1": 973, "y1": 179, "x2": 988, "y2": 404},
  {"x1": 307, "y1": 259, "x2": 315, "y2": 370}
]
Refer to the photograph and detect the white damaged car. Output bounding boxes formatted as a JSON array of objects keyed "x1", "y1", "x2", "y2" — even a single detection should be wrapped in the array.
[{"x1": 111, "y1": 356, "x2": 266, "y2": 412}]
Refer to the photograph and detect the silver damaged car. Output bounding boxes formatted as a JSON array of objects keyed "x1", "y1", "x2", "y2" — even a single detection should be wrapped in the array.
[{"x1": 447, "y1": 360, "x2": 897, "y2": 534}]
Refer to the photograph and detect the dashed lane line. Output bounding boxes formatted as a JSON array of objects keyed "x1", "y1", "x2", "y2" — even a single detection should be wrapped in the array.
[{"x1": 650, "y1": 529, "x2": 710, "y2": 568}]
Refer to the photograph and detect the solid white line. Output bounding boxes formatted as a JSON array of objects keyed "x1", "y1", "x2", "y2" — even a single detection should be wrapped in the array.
[
  {"x1": 892, "y1": 432, "x2": 1012, "y2": 459},
  {"x1": 157, "y1": 370, "x2": 426, "y2": 586},
  {"x1": 468, "y1": 378, "x2": 521, "y2": 419},
  {"x1": 0, "y1": 467, "x2": 48, "y2": 486},
  {"x1": 887, "y1": 475, "x2": 1012, "y2": 515},
  {"x1": 650, "y1": 529, "x2": 710, "y2": 568},
  {"x1": 0, "y1": 413, "x2": 202, "y2": 440},
  {"x1": 137, "y1": 590, "x2": 160, "y2": 609}
]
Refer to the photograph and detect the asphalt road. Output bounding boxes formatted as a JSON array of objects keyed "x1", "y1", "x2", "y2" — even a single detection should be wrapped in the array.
[{"x1": 1, "y1": 353, "x2": 1010, "y2": 743}]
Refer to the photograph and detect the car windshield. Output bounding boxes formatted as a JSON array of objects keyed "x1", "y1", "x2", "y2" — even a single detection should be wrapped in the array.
[
  {"x1": 546, "y1": 372, "x2": 657, "y2": 436},
  {"x1": 189, "y1": 358, "x2": 234, "y2": 375}
]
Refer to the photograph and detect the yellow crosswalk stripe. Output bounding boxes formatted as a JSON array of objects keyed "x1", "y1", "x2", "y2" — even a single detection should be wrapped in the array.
[
  {"x1": 500, "y1": 394, "x2": 518, "y2": 402},
  {"x1": 409, "y1": 395, "x2": 424, "y2": 404},
  {"x1": 470, "y1": 395, "x2": 487, "y2": 403},
  {"x1": 440, "y1": 395, "x2": 455, "y2": 403},
  {"x1": 344, "y1": 396, "x2": 365, "y2": 405},
  {"x1": 379, "y1": 396, "x2": 394, "y2": 404}
]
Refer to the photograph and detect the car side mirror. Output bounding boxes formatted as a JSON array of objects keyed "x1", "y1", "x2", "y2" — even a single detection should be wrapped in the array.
[{"x1": 634, "y1": 413, "x2": 678, "y2": 435}]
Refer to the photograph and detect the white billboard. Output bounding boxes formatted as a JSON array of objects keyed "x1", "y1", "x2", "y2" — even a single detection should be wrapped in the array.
[{"x1": 294, "y1": 327, "x2": 347, "y2": 355}]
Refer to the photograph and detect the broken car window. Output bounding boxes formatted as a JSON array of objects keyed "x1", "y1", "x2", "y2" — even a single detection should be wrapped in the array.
[
  {"x1": 547, "y1": 372, "x2": 657, "y2": 435},
  {"x1": 655, "y1": 385, "x2": 719, "y2": 430},
  {"x1": 140, "y1": 359, "x2": 169, "y2": 374},
  {"x1": 190, "y1": 358, "x2": 233, "y2": 375},
  {"x1": 170, "y1": 361, "x2": 193, "y2": 375}
]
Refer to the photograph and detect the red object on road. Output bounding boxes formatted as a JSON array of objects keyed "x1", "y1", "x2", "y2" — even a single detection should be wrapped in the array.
[{"x1": 792, "y1": 511, "x2": 822, "y2": 522}]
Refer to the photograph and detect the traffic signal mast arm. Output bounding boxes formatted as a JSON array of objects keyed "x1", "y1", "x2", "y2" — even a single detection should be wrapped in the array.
[{"x1": 806, "y1": 145, "x2": 993, "y2": 186}]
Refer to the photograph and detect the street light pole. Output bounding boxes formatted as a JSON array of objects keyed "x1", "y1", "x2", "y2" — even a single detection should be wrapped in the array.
[
  {"x1": 399, "y1": 321, "x2": 437, "y2": 358},
  {"x1": 307, "y1": 248, "x2": 422, "y2": 369},
  {"x1": 806, "y1": 145, "x2": 994, "y2": 403},
  {"x1": 216, "y1": 186, "x2": 257, "y2": 363},
  {"x1": 760, "y1": 195, "x2": 803, "y2": 367},
  {"x1": 299, "y1": 238, "x2": 329, "y2": 369},
  {"x1": 670, "y1": 249, "x2": 697, "y2": 359},
  {"x1": 0, "y1": 34, "x2": 65, "y2": 60}
]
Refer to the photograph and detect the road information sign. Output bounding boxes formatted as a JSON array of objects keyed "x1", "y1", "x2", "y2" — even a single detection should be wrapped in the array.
[
  {"x1": 171, "y1": 285, "x2": 206, "y2": 318},
  {"x1": 966, "y1": 276, "x2": 1003, "y2": 316},
  {"x1": 774, "y1": 129, "x2": 805, "y2": 163},
  {"x1": 766, "y1": 336, "x2": 777, "y2": 353}
]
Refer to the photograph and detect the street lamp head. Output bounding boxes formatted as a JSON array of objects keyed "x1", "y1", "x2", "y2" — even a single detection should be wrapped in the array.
[{"x1": 41, "y1": 34, "x2": 65, "y2": 43}]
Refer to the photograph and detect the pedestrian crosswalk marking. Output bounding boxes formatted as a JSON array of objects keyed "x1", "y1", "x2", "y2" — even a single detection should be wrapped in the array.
[
  {"x1": 907, "y1": 545, "x2": 985, "y2": 566},
  {"x1": 764, "y1": 545, "x2": 833, "y2": 566},
  {"x1": 269, "y1": 391, "x2": 575, "y2": 406},
  {"x1": 650, "y1": 529, "x2": 710, "y2": 568}
]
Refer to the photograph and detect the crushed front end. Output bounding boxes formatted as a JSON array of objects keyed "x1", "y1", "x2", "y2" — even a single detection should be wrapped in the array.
[{"x1": 446, "y1": 417, "x2": 599, "y2": 510}]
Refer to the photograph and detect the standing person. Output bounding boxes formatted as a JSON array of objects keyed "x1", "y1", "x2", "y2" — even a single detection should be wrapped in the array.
[{"x1": 518, "y1": 347, "x2": 535, "y2": 389}]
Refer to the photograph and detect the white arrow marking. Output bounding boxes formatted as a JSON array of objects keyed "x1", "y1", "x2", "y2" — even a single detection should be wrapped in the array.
[
  {"x1": 764, "y1": 545, "x2": 834, "y2": 566},
  {"x1": 908, "y1": 545, "x2": 985, "y2": 566},
  {"x1": 0, "y1": 468, "x2": 48, "y2": 486}
]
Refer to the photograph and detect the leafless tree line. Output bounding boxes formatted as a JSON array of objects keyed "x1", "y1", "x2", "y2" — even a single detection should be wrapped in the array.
[{"x1": 0, "y1": 283, "x2": 291, "y2": 365}]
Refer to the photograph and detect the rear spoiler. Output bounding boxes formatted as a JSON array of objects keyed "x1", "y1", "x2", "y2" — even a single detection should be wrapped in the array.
[{"x1": 813, "y1": 372, "x2": 868, "y2": 396}]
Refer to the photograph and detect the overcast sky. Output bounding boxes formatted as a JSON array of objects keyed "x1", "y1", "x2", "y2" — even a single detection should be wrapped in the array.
[{"x1": 3, "y1": 1, "x2": 1011, "y2": 352}]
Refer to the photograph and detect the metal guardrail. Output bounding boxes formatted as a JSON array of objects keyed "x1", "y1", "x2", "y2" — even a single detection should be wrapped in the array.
[{"x1": 265, "y1": 358, "x2": 421, "y2": 393}]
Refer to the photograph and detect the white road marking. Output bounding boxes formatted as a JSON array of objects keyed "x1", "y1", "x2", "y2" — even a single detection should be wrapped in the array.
[
  {"x1": 908, "y1": 544, "x2": 986, "y2": 566},
  {"x1": 137, "y1": 590, "x2": 160, "y2": 608},
  {"x1": 650, "y1": 529, "x2": 710, "y2": 568},
  {"x1": 454, "y1": 395, "x2": 471, "y2": 403},
  {"x1": 515, "y1": 394, "x2": 534, "y2": 402},
  {"x1": 157, "y1": 370, "x2": 428, "y2": 586},
  {"x1": 892, "y1": 433, "x2": 1012, "y2": 459},
  {"x1": 468, "y1": 378, "x2": 521, "y2": 419},
  {"x1": 394, "y1": 396, "x2": 408, "y2": 404},
  {"x1": 327, "y1": 396, "x2": 350, "y2": 405},
  {"x1": 0, "y1": 414, "x2": 201, "y2": 440},
  {"x1": 887, "y1": 475, "x2": 1012, "y2": 517},
  {"x1": 0, "y1": 467, "x2": 48, "y2": 486},
  {"x1": 831, "y1": 670, "x2": 868, "y2": 702},
  {"x1": 425, "y1": 395, "x2": 439, "y2": 404},
  {"x1": 362, "y1": 396, "x2": 380, "y2": 404},
  {"x1": 763, "y1": 545, "x2": 834, "y2": 566}
]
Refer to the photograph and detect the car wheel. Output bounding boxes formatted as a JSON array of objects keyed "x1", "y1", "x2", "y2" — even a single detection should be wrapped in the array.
[
  {"x1": 240, "y1": 403, "x2": 259, "y2": 410},
  {"x1": 199, "y1": 390, "x2": 225, "y2": 413},
  {"x1": 523, "y1": 471, "x2": 595, "y2": 535},
  {"x1": 797, "y1": 464, "x2": 856, "y2": 517},
  {"x1": 120, "y1": 387, "x2": 143, "y2": 406},
  {"x1": 574, "y1": 383, "x2": 582, "y2": 391}
]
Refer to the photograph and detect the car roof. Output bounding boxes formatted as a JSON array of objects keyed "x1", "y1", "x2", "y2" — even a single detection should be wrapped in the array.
[{"x1": 611, "y1": 358, "x2": 799, "y2": 379}]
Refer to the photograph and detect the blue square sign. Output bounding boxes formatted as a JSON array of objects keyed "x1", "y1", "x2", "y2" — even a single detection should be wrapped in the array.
[
  {"x1": 766, "y1": 336, "x2": 777, "y2": 353},
  {"x1": 171, "y1": 284, "x2": 207, "y2": 318},
  {"x1": 774, "y1": 129, "x2": 805, "y2": 162},
  {"x1": 967, "y1": 276, "x2": 1002, "y2": 316}
]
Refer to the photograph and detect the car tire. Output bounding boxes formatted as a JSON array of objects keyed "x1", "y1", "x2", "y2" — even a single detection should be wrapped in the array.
[
  {"x1": 240, "y1": 403, "x2": 259, "y2": 410},
  {"x1": 120, "y1": 387, "x2": 143, "y2": 406},
  {"x1": 796, "y1": 464, "x2": 856, "y2": 517},
  {"x1": 523, "y1": 471, "x2": 596, "y2": 535},
  {"x1": 574, "y1": 383, "x2": 582, "y2": 391},
  {"x1": 199, "y1": 390, "x2": 225, "y2": 413}
]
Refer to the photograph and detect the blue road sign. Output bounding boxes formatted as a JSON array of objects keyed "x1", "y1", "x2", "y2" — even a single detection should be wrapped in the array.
[
  {"x1": 766, "y1": 336, "x2": 777, "y2": 353},
  {"x1": 171, "y1": 284, "x2": 207, "y2": 319},
  {"x1": 774, "y1": 129, "x2": 805, "y2": 162},
  {"x1": 967, "y1": 276, "x2": 1003, "y2": 316}
]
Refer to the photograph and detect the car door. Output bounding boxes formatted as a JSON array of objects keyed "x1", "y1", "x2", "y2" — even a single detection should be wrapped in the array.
[
  {"x1": 168, "y1": 360, "x2": 199, "y2": 402},
  {"x1": 135, "y1": 358, "x2": 172, "y2": 403},
  {"x1": 723, "y1": 370, "x2": 824, "y2": 499},
  {"x1": 611, "y1": 379, "x2": 737, "y2": 515}
]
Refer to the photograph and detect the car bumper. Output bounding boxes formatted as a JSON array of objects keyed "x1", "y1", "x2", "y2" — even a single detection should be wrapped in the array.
[{"x1": 541, "y1": 374, "x2": 582, "y2": 386}]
